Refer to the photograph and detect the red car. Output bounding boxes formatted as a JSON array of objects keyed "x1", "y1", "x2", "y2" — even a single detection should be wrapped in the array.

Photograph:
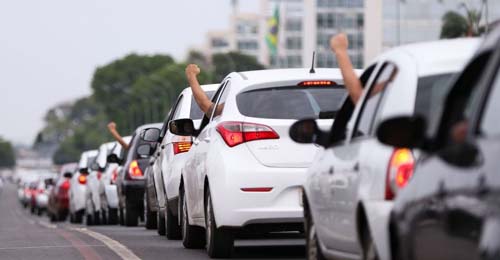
[{"x1": 47, "y1": 163, "x2": 77, "y2": 222}]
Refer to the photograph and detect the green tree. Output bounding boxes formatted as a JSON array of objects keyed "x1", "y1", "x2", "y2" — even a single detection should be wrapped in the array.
[
  {"x1": 212, "y1": 52, "x2": 266, "y2": 82},
  {"x1": 440, "y1": 11, "x2": 469, "y2": 38},
  {"x1": 91, "y1": 54, "x2": 174, "y2": 129},
  {"x1": 0, "y1": 137, "x2": 16, "y2": 168}
]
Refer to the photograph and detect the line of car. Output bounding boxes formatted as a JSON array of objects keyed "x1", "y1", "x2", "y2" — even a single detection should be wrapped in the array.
[{"x1": 14, "y1": 27, "x2": 500, "y2": 260}]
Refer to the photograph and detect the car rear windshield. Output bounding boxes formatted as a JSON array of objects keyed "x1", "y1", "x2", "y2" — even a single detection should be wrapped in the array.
[
  {"x1": 236, "y1": 86, "x2": 347, "y2": 119},
  {"x1": 190, "y1": 91, "x2": 215, "y2": 119},
  {"x1": 414, "y1": 73, "x2": 455, "y2": 132}
]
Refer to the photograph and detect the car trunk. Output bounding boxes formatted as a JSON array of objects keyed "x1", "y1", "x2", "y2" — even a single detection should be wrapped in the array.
[
  {"x1": 236, "y1": 83, "x2": 346, "y2": 168},
  {"x1": 244, "y1": 118, "x2": 333, "y2": 168}
]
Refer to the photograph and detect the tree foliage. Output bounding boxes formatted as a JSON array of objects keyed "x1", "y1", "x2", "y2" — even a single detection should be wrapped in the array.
[
  {"x1": 440, "y1": 11, "x2": 469, "y2": 38},
  {"x1": 212, "y1": 52, "x2": 266, "y2": 82},
  {"x1": 0, "y1": 137, "x2": 16, "y2": 168}
]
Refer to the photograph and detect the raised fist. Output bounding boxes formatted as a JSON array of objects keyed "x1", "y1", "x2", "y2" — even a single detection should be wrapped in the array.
[
  {"x1": 185, "y1": 64, "x2": 201, "y2": 78},
  {"x1": 107, "y1": 122, "x2": 116, "y2": 132},
  {"x1": 330, "y1": 33, "x2": 349, "y2": 54}
]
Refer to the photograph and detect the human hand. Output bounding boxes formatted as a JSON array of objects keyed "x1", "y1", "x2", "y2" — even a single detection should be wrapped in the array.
[
  {"x1": 107, "y1": 122, "x2": 117, "y2": 132},
  {"x1": 185, "y1": 64, "x2": 201, "y2": 78},
  {"x1": 330, "y1": 33, "x2": 349, "y2": 54}
]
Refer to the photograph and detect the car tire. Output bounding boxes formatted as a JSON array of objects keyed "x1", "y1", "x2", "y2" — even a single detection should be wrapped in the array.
[
  {"x1": 93, "y1": 211, "x2": 101, "y2": 225},
  {"x1": 205, "y1": 189, "x2": 233, "y2": 258},
  {"x1": 144, "y1": 193, "x2": 157, "y2": 230},
  {"x1": 157, "y1": 210, "x2": 166, "y2": 236},
  {"x1": 30, "y1": 206, "x2": 35, "y2": 214},
  {"x1": 108, "y1": 208, "x2": 118, "y2": 225},
  {"x1": 86, "y1": 213, "x2": 94, "y2": 226},
  {"x1": 119, "y1": 206, "x2": 125, "y2": 226},
  {"x1": 49, "y1": 212, "x2": 57, "y2": 222},
  {"x1": 362, "y1": 227, "x2": 379, "y2": 260},
  {"x1": 180, "y1": 188, "x2": 205, "y2": 249},
  {"x1": 306, "y1": 208, "x2": 326, "y2": 260},
  {"x1": 74, "y1": 210, "x2": 84, "y2": 224},
  {"x1": 36, "y1": 207, "x2": 43, "y2": 216},
  {"x1": 125, "y1": 201, "x2": 138, "y2": 227},
  {"x1": 165, "y1": 198, "x2": 181, "y2": 240}
]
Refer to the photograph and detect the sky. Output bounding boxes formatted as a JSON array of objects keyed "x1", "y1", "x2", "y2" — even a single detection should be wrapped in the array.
[{"x1": 0, "y1": 0, "x2": 259, "y2": 145}]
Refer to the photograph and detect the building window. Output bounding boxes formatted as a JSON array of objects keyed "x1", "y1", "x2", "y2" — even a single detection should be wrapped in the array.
[
  {"x1": 212, "y1": 38, "x2": 229, "y2": 48},
  {"x1": 286, "y1": 37, "x2": 302, "y2": 50},
  {"x1": 286, "y1": 19, "x2": 302, "y2": 32},
  {"x1": 237, "y1": 40, "x2": 259, "y2": 50}
]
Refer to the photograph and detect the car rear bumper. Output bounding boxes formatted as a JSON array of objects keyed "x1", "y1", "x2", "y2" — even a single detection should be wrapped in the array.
[
  {"x1": 210, "y1": 164, "x2": 306, "y2": 228},
  {"x1": 104, "y1": 184, "x2": 119, "y2": 208}
]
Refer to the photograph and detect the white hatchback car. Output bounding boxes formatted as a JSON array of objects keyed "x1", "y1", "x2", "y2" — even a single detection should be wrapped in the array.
[
  {"x1": 69, "y1": 149, "x2": 98, "y2": 223},
  {"x1": 291, "y1": 39, "x2": 479, "y2": 260},
  {"x1": 170, "y1": 68, "x2": 350, "y2": 257},
  {"x1": 145, "y1": 84, "x2": 217, "y2": 237}
]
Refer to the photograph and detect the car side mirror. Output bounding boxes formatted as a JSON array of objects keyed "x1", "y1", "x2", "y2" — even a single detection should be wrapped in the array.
[
  {"x1": 63, "y1": 172, "x2": 73, "y2": 178},
  {"x1": 376, "y1": 116, "x2": 427, "y2": 149},
  {"x1": 107, "y1": 154, "x2": 122, "y2": 165},
  {"x1": 141, "y1": 128, "x2": 161, "y2": 142},
  {"x1": 79, "y1": 168, "x2": 88, "y2": 174},
  {"x1": 289, "y1": 119, "x2": 330, "y2": 147},
  {"x1": 169, "y1": 119, "x2": 195, "y2": 136},
  {"x1": 137, "y1": 144, "x2": 153, "y2": 158}
]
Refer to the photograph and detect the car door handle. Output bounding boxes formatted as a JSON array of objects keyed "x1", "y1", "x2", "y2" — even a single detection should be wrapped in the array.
[
  {"x1": 161, "y1": 145, "x2": 165, "y2": 149},
  {"x1": 203, "y1": 137, "x2": 211, "y2": 143}
]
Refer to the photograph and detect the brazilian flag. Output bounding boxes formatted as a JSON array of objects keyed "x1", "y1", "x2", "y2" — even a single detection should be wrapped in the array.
[{"x1": 266, "y1": 6, "x2": 280, "y2": 55}]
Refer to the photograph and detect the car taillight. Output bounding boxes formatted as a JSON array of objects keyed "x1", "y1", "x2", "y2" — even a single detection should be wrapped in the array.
[
  {"x1": 111, "y1": 169, "x2": 118, "y2": 184},
  {"x1": 38, "y1": 189, "x2": 44, "y2": 194},
  {"x1": 173, "y1": 142, "x2": 192, "y2": 155},
  {"x1": 78, "y1": 175, "x2": 87, "y2": 185},
  {"x1": 128, "y1": 160, "x2": 143, "y2": 179},
  {"x1": 216, "y1": 121, "x2": 279, "y2": 147},
  {"x1": 385, "y1": 148, "x2": 414, "y2": 200},
  {"x1": 97, "y1": 171, "x2": 102, "y2": 180},
  {"x1": 61, "y1": 180, "x2": 70, "y2": 191},
  {"x1": 298, "y1": 80, "x2": 335, "y2": 87}
]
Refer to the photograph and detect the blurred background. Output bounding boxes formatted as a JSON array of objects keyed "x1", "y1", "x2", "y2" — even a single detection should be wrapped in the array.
[{"x1": 1, "y1": 0, "x2": 499, "y2": 175}]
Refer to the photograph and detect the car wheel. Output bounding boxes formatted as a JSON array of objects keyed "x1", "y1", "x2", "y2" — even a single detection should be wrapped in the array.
[
  {"x1": 119, "y1": 206, "x2": 125, "y2": 226},
  {"x1": 144, "y1": 192, "x2": 157, "y2": 229},
  {"x1": 36, "y1": 207, "x2": 43, "y2": 216},
  {"x1": 49, "y1": 212, "x2": 57, "y2": 222},
  {"x1": 69, "y1": 213, "x2": 75, "y2": 223},
  {"x1": 85, "y1": 212, "x2": 94, "y2": 226},
  {"x1": 165, "y1": 198, "x2": 181, "y2": 240},
  {"x1": 108, "y1": 207, "x2": 118, "y2": 225},
  {"x1": 74, "y1": 210, "x2": 84, "y2": 224},
  {"x1": 125, "y1": 201, "x2": 138, "y2": 227},
  {"x1": 30, "y1": 205, "x2": 35, "y2": 214},
  {"x1": 180, "y1": 188, "x2": 205, "y2": 249},
  {"x1": 93, "y1": 211, "x2": 101, "y2": 225},
  {"x1": 306, "y1": 210, "x2": 326, "y2": 260},
  {"x1": 362, "y1": 227, "x2": 380, "y2": 260},
  {"x1": 157, "y1": 210, "x2": 166, "y2": 236},
  {"x1": 59, "y1": 212, "x2": 68, "y2": 222},
  {"x1": 205, "y1": 189, "x2": 233, "y2": 258}
]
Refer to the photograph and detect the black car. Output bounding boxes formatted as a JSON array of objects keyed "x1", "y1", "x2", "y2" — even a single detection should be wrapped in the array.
[
  {"x1": 111, "y1": 123, "x2": 162, "y2": 227},
  {"x1": 377, "y1": 27, "x2": 500, "y2": 260}
]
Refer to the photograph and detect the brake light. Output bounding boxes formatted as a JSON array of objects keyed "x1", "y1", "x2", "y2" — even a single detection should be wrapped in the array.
[
  {"x1": 78, "y1": 175, "x2": 87, "y2": 185},
  {"x1": 216, "y1": 121, "x2": 279, "y2": 147},
  {"x1": 60, "y1": 180, "x2": 70, "y2": 190},
  {"x1": 128, "y1": 160, "x2": 143, "y2": 179},
  {"x1": 173, "y1": 142, "x2": 192, "y2": 155},
  {"x1": 298, "y1": 80, "x2": 335, "y2": 87},
  {"x1": 385, "y1": 148, "x2": 414, "y2": 200},
  {"x1": 111, "y1": 169, "x2": 118, "y2": 184},
  {"x1": 97, "y1": 171, "x2": 102, "y2": 180}
]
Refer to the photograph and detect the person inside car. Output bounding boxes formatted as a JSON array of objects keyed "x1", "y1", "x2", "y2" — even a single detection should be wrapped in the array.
[
  {"x1": 185, "y1": 64, "x2": 223, "y2": 117},
  {"x1": 107, "y1": 122, "x2": 130, "y2": 150}
]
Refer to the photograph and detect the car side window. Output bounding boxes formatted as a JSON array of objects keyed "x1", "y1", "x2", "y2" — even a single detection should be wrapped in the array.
[
  {"x1": 329, "y1": 64, "x2": 376, "y2": 145},
  {"x1": 210, "y1": 81, "x2": 231, "y2": 121},
  {"x1": 172, "y1": 95, "x2": 184, "y2": 120},
  {"x1": 479, "y1": 65, "x2": 500, "y2": 138},
  {"x1": 352, "y1": 63, "x2": 397, "y2": 138},
  {"x1": 198, "y1": 82, "x2": 227, "y2": 132}
]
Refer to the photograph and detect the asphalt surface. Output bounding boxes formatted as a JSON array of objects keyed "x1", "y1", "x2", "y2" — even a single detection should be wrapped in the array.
[{"x1": 0, "y1": 182, "x2": 305, "y2": 260}]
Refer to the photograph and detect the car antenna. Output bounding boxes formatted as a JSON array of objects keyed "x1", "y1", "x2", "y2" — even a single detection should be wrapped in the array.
[{"x1": 309, "y1": 51, "x2": 316, "y2": 74}]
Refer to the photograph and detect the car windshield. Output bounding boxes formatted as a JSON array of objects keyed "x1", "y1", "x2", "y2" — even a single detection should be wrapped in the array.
[
  {"x1": 236, "y1": 86, "x2": 347, "y2": 119},
  {"x1": 414, "y1": 73, "x2": 455, "y2": 134},
  {"x1": 190, "y1": 91, "x2": 216, "y2": 119}
]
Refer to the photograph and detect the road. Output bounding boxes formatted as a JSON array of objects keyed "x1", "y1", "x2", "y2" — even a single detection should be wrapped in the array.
[{"x1": 0, "y1": 182, "x2": 305, "y2": 260}]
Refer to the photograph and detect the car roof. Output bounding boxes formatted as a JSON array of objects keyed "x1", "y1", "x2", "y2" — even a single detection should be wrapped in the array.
[
  {"x1": 378, "y1": 38, "x2": 480, "y2": 77},
  {"x1": 182, "y1": 84, "x2": 219, "y2": 95},
  {"x1": 232, "y1": 68, "x2": 352, "y2": 87}
]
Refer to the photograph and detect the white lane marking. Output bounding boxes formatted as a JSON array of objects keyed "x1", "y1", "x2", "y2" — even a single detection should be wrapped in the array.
[
  {"x1": 38, "y1": 220, "x2": 57, "y2": 229},
  {"x1": 0, "y1": 245, "x2": 106, "y2": 251},
  {"x1": 69, "y1": 227, "x2": 141, "y2": 260}
]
